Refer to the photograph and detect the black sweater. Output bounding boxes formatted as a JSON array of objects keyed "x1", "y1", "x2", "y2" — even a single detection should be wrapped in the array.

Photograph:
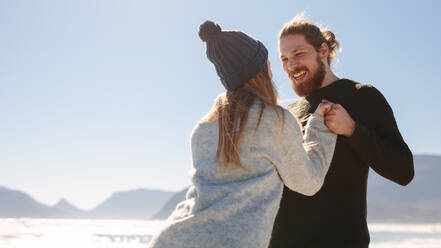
[{"x1": 269, "y1": 79, "x2": 414, "y2": 248}]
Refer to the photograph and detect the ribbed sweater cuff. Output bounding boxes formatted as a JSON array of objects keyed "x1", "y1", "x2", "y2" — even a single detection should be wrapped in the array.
[{"x1": 307, "y1": 113, "x2": 327, "y2": 131}]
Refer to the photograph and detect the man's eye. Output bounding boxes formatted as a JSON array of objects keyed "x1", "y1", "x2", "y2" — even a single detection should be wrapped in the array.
[{"x1": 296, "y1": 52, "x2": 305, "y2": 57}]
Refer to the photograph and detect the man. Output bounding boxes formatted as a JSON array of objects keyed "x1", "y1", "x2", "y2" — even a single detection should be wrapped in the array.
[{"x1": 269, "y1": 15, "x2": 414, "y2": 248}]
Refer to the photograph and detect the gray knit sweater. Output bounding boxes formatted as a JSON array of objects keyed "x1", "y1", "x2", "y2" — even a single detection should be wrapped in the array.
[{"x1": 148, "y1": 102, "x2": 336, "y2": 248}]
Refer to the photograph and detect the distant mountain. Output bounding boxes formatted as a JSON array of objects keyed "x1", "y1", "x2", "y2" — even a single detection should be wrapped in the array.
[
  {"x1": 88, "y1": 189, "x2": 175, "y2": 219},
  {"x1": 151, "y1": 188, "x2": 189, "y2": 220},
  {"x1": 153, "y1": 155, "x2": 441, "y2": 223},
  {"x1": 52, "y1": 199, "x2": 86, "y2": 218},
  {"x1": 0, "y1": 187, "x2": 175, "y2": 219},
  {"x1": 0, "y1": 186, "x2": 55, "y2": 218},
  {"x1": 367, "y1": 154, "x2": 441, "y2": 222}
]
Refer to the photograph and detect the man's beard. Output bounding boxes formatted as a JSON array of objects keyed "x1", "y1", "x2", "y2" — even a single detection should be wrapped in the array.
[{"x1": 289, "y1": 55, "x2": 326, "y2": 97}]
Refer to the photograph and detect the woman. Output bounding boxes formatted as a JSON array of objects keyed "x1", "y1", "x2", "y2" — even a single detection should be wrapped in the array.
[{"x1": 148, "y1": 21, "x2": 336, "y2": 248}]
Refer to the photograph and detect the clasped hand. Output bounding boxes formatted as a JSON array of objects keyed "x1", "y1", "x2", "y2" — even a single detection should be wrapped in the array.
[{"x1": 317, "y1": 99, "x2": 355, "y2": 137}]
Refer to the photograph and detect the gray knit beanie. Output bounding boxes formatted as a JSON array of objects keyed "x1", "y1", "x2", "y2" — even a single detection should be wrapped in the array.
[{"x1": 198, "y1": 20, "x2": 268, "y2": 90}]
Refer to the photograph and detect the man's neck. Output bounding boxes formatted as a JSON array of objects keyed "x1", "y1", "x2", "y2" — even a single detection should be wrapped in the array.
[{"x1": 320, "y1": 70, "x2": 339, "y2": 88}]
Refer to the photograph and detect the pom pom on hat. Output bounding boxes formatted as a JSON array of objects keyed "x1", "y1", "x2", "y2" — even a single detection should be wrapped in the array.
[
  {"x1": 198, "y1": 21, "x2": 222, "y2": 42},
  {"x1": 198, "y1": 20, "x2": 268, "y2": 90}
]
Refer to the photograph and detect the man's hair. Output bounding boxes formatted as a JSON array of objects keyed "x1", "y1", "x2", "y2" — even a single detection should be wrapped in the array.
[{"x1": 279, "y1": 13, "x2": 342, "y2": 65}]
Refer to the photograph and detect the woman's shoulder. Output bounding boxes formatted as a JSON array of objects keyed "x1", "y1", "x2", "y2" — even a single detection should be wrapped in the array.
[
  {"x1": 249, "y1": 101, "x2": 299, "y2": 131},
  {"x1": 249, "y1": 100, "x2": 284, "y2": 116},
  {"x1": 190, "y1": 117, "x2": 218, "y2": 143}
]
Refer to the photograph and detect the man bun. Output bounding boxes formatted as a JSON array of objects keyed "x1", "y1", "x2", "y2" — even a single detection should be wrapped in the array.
[{"x1": 321, "y1": 29, "x2": 342, "y2": 63}]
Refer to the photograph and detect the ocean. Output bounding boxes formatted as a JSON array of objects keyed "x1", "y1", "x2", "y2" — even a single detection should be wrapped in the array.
[{"x1": 1, "y1": 218, "x2": 440, "y2": 248}]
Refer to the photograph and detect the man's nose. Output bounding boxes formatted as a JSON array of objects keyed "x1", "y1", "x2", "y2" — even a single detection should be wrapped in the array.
[
  {"x1": 286, "y1": 58, "x2": 301, "y2": 71},
  {"x1": 286, "y1": 59, "x2": 298, "y2": 72}
]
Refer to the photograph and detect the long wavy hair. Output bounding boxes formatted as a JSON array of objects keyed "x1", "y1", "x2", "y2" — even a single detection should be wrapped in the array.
[{"x1": 203, "y1": 62, "x2": 285, "y2": 171}]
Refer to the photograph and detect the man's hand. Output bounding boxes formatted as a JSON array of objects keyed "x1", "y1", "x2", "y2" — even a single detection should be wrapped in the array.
[{"x1": 324, "y1": 103, "x2": 356, "y2": 137}]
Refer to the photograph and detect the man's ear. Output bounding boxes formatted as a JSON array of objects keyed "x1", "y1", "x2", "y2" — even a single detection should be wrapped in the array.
[{"x1": 319, "y1": 42, "x2": 329, "y2": 60}]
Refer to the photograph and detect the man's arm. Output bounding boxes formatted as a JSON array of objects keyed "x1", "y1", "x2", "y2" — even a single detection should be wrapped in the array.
[{"x1": 325, "y1": 86, "x2": 414, "y2": 186}]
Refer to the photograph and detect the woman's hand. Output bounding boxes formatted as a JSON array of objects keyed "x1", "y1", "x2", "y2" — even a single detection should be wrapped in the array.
[{"x1": 316, "y1": 99, "x2": 333, "y2": 116}]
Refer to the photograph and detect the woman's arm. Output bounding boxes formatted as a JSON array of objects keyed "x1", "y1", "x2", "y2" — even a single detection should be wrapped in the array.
[{"x1": 271, "y1": 104, "x2": 337, "y2": 196}]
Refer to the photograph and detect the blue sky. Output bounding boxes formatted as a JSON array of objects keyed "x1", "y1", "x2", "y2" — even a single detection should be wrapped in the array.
[{"x1": 1, "y1": 0, "x2": 440, "y2": 210}]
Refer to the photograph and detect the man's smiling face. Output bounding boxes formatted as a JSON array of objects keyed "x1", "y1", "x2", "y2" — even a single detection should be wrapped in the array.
[{"x1": 279, "y1": 34, "x2": 326, "y2": 97}]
